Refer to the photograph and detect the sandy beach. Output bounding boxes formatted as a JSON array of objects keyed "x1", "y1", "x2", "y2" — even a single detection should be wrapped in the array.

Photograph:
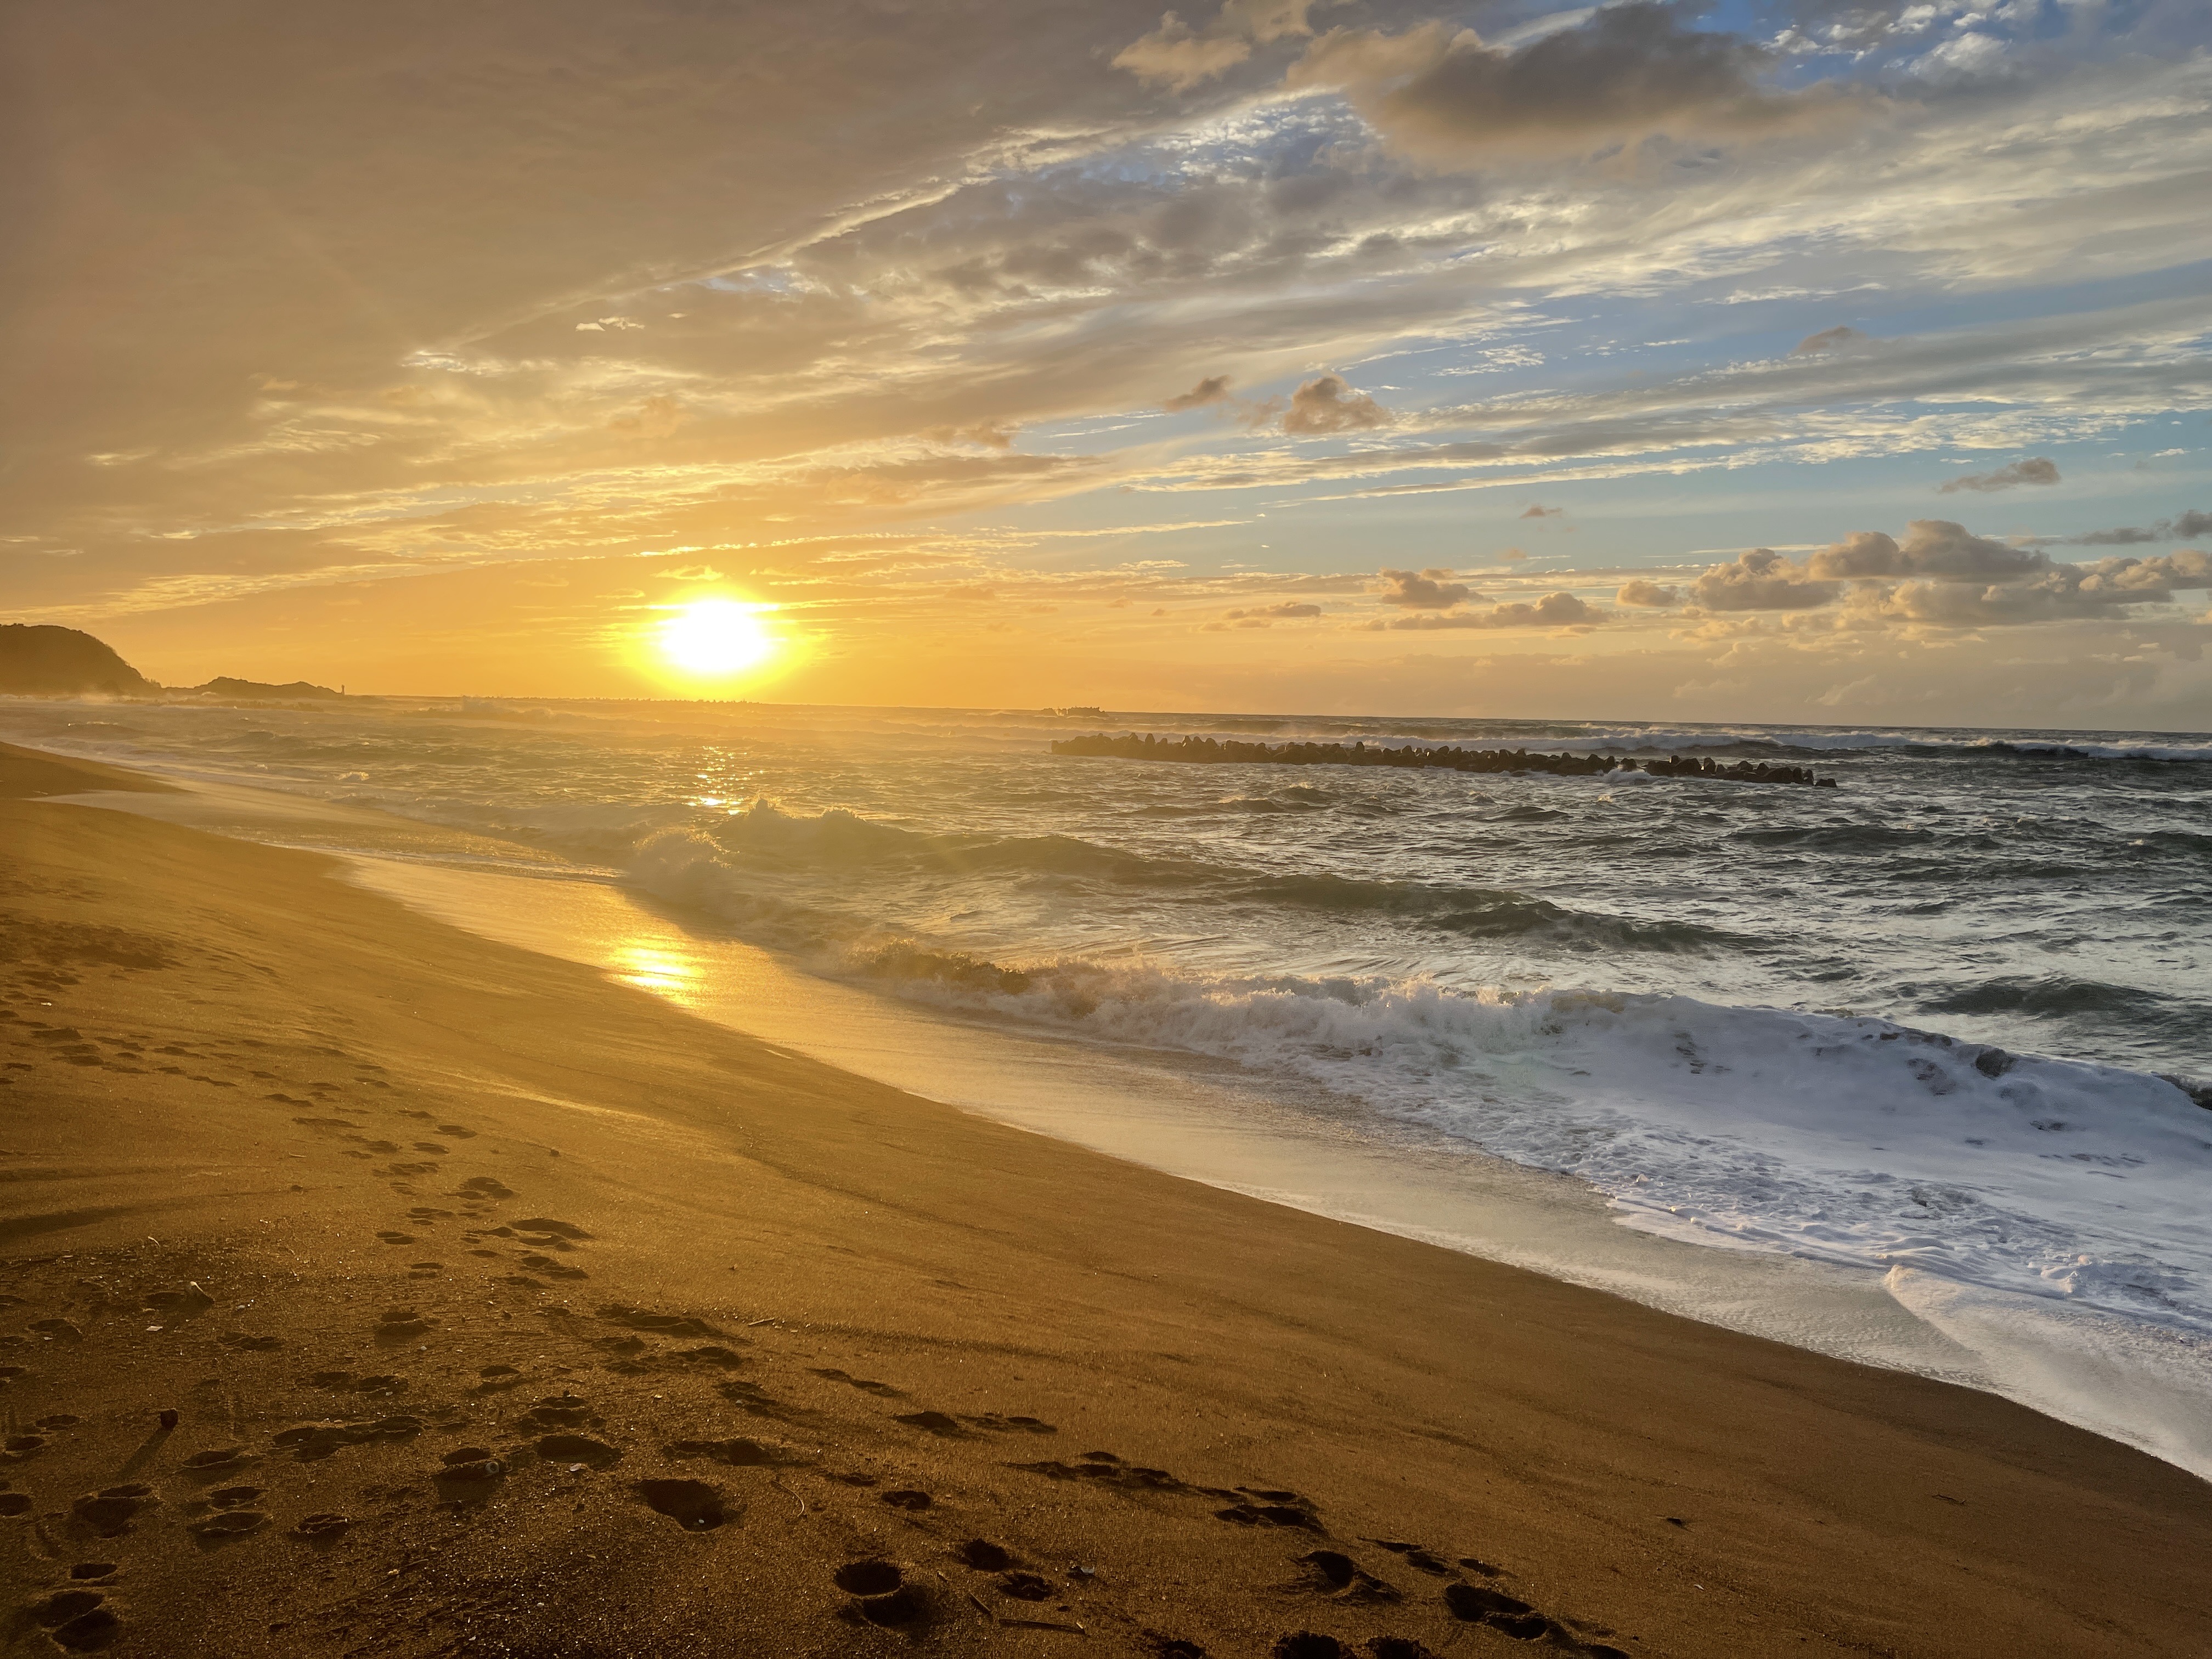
[{"x1": 4, "y1": 739, "x2": 2210, "y2": 1659}]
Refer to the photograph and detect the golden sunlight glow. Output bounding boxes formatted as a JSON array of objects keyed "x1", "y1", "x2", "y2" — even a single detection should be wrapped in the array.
[
  {"x1": 610, "y1": 943, "x2": 698, "y2": 1001},
  {"x1": 659, "y1": 600, "x2": 778, "y2": 678}
]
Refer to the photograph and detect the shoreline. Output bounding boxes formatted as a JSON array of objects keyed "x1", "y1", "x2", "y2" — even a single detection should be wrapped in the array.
[
  {"x1": 37, "y1": 743, "x2": 2212, "y2": 1479},
  {"x1": 4, "y1": 741, "x2": 2212, "y2": 1655}
]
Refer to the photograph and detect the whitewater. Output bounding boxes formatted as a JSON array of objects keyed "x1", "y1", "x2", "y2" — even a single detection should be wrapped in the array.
[{"x1": 7, "y1": 694, "x2": 2209, "y2": 1470}]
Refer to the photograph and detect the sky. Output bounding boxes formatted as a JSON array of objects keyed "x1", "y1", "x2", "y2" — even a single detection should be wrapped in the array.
[{"x1": 5, "y1": 0, "x2": 2210, "y2": 727}]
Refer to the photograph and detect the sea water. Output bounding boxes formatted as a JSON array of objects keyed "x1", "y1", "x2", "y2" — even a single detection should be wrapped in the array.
[{"x1": 8, "y1": 695, "x2": 2209, "y2": 1470}]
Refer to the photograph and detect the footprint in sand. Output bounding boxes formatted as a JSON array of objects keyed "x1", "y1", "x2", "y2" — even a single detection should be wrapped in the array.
[
  {"x1": 1364, "y1": 1640, "x2": 1441, "y2": 1658},
  {"x1": 811, "y1": 1368, "x2": 904, "y2": 1397},
  {"x1": 375, "y1": 1232, "x2": 415, "y2": 1245},
  {"x1": 598, "y1": 1305, "x2": 719, "y2": 1339},
  {"x1": 1012, "y1": 1453, "x2": 1195, "y2": 1497},
  {"x1": 966, "y1": 1412, "x2": 1056, "y2": 1435},
  {"x1": 1366, "y1": 1541, "x2": 1452, "y2": 1577},
  {"x1": 1271, "y1": 1637, "x2": 1348, "y2": 1659},
  {"x1": 957, "y1": 1539, "x2": 1016, "y2": 1571},
  {"x1": 535, "y1": 1434, "x2": 621, "y2": 1470},
  {"x1": 716, "y1": 1379, "x2": 804, "y2": 1420},
  {"x1": 472, "y1": 1365, "x2": 522, "y2": 1393},
  {"x1": 5, "y1": 1435, "x2": 47, "y2": 1460},
  {"x1": 36, "y1": 1415, "x2": 80, "y2": 1431},
  {"x1": 514, "y1": 1394, "x2": 597, "y2": 1432},
  {"x1": 1141, "y1": 1637, "x2": 1206, "y2": 1658},
  {"x1": 435, "y1": 1448, "x2": 506, "y2": 1494},
  {"x1": 1216, "y1": 1499, "x2": 1323, "y2": 1532},
  {"x1": 634, "y1": 1478, "x2": 731, "y2": 1530},
  {"x1": 1441, "y1": 1581, "x2": 1633, "y2": 1654},
  {"x1": 457, "y1": 1177, "x2": 513, "y2": 1201},
  {"x1": 510, "y1": 1217, "x2": 590, "y2": 1240},
  {"x1": 834, "y1": 1559, "x2": 927, "y2": 1627},
  {"x1": 891, "y1": 1410, "x2": 967, "y2": 1438},
  {"x1": 28, "y1": 1588, "x2": 121, "y2": 1651},
  {"x1": 1296, "y1": 1550, "x2": 1398, "y2": 1604},
  {"x1": 1441, "y1": 1582, "x2": 1543, "y2": 1634},
  {"x1": 374, "y1": 1307, "x2": 436, "y2": 1340},
  {"x1": 205, "y1": 1486, "x2": 262, "y2": 1509},
  {"x1": 218, "y1": 1333, "x2": 284, "y2": 1352},
  {"x1": 436, "y1": 1125, "x2": 477, "y2": 1138},
  {"x1": 665, "y1": 1436, "x2": 805, "y2": 1468},
  {"x1": 66, "y1": 1564, "x2": 115, "y2": 1582},
  {"x1": 0, "y1": 1493, "x2": 33, "y2": 1517},
  {"x1": 273, "y1": 1417, "x2": 422, "y2": 1461},
  {"x1": 879, "y1": 1488, "x2": 932, "y2": 1511},
  {"x1": 293, "y1": 1513, "x2": 352, "y2": 1541},
  {"x1": 70, "y1": 1486, "x2": 156, "y2": 1536},
  {"x1": 669, "y1": 1345, "x2": 746, "y2": 1369},
  {"x1": 996, "y1": 1571, "x2": 1054, "y2": 1602}
]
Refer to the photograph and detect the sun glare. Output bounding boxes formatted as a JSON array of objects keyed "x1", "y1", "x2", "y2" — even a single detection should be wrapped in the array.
[{"x1": 658, "y1": 599, "x2": 778, "y2": 679}]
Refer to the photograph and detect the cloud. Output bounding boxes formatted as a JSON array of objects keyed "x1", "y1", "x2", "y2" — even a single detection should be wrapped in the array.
[
  {"x1": 1164, "y1": 374, "x2": 1234, "y2": 412},
  {"x1": 1114, "y1": 13, "x2": 1255, "y2": 93},
  {"x1": 1691, "y1": 548, "x2": 1840, "y2": 611},
  {"x1": 2086, "y1": 549, "x2": 2212, "y2": 591},
  {"x1": 1793, "y1": 325, "x2": 1870, "y2": 354},
  {"x1": 1853, "y1": 549, "x2": 2212, "y2": 627},
  {"x1": 1494, "y1": 547, "x2": 1530, "y2": 563},
  {"x1": 1286, "y1": 4, "x2": 1852, "y2": 165},
  {"x1": 2059, "y1": 507, "x2": 2212, "y2": 545},
  {"x1": 1114, "y1": 1, "x2": 1323, "y2": 93},
  {"x1": 1283, "y1": 374, "x2": 1389, "y2": 435},
  {"x1": 1520, "y1": 503, "x2": 1562, "y2": 518},
  {"x1": 1805, "y1": 520, "x2": 2051, "y2": 583},
  {"x1": 1615, "y1": 578, "x2": 1680, "y2": 607},
  {"x1": 1222, "y1": 599, "x2": 1323, "y2": 620},
  {"x1": 1375, "y1": 567, "x2": 1476, "y2": 608},
  {"x1": 1938, "y1": 457, "x2": 2061, "y2": 494},
  {"x1": 1369, "y1": 591, "x2": 1597, "y2": 629},
  {"x1": 924, "y1": 421, "x2": 1018, "y2": 449},
  {"x1": 1685, "y1": 525, "x2": 2211, "y2": 628},
  {"x1": 608, "y1": 393, "x2": 685, "y2": 438}
]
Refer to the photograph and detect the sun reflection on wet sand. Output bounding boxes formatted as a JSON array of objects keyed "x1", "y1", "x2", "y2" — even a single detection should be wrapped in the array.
[{"x1": 611, "y1": 942, "x2": 701, "y2": 1001}]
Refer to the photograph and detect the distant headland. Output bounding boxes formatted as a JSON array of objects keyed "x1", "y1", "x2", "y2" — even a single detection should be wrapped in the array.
[{"x1": 0, "y1": 623, "x2": 343, "y2": 702}]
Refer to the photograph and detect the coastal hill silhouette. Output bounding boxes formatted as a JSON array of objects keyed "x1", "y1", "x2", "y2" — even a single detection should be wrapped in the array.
[{"x1": 1, "y1": 623, "x2": 340, "y2": 700}]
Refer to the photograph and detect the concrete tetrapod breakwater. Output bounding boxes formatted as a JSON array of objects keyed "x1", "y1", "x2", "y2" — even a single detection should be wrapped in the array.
[{"x1": 1050, "y1": 732, "x2": 1839, "y2": 787}]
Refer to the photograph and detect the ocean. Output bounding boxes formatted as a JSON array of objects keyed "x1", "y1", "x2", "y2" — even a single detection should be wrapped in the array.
[{"x1": 8, "y1": 693, "x2": 2209, "y2": 1468}]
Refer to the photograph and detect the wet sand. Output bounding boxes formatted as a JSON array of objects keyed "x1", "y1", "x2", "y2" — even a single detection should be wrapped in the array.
[{"x1": 2, "y1": 740, "x2": 2209, "y2": 1658}]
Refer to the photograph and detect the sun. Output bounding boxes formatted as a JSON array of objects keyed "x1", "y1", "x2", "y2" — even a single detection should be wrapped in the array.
[{"x1": 658, "y1": 599, "x2": 779, "y2": 678}]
